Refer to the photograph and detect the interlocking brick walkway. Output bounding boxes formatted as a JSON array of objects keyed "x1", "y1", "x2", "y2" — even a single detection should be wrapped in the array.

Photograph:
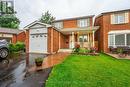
[{"x1": 28, "y1": 52, "x2": 69, "y2": 72}]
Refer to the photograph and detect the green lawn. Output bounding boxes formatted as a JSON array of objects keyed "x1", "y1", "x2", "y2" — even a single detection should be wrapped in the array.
[{"x1": 46, "y1": 54, "x2": 130, "y2": 87}]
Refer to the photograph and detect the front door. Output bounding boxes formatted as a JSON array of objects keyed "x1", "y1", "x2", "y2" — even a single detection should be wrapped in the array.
[{"x1": 69, "y1": 35, "x2": 75, "y2": 49}]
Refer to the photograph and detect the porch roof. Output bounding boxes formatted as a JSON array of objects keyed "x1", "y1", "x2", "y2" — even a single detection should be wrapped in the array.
[{"x1": 60, "y1": 26, "x2": 99, "y2": 34}]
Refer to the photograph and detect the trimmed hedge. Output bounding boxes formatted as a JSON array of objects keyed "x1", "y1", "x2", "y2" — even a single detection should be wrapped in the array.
[{"x1": 9, "y1": 42, "x2": 25, "y2": 53}]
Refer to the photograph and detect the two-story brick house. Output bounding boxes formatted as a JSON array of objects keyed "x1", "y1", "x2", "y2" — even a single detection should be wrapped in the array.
[
  {"x1": 95, "y1": 9, "x2": 130, "y2": 52},
  {"x1": 53, "y1": 15, "x2": 99, "y2": 49},
  {"x1": 25, "y1": 16, "x2": 99, "y2": 54}
]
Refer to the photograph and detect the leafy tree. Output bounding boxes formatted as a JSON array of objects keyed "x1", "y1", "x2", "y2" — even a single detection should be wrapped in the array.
[
  {"x1": 39, "y1": 11, "x2": 55, "y2": 24},
  {"x1": 0, "y1": 1, "x2": 20, "y2": 29},
  {"x1": 0, "y1": 14, "x2": 20, "y2": 29}
]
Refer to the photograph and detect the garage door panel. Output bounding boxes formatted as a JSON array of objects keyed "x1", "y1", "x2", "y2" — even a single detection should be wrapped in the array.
[{"x1": 29, "y1": 28, "x2": 48, "y2": 53}]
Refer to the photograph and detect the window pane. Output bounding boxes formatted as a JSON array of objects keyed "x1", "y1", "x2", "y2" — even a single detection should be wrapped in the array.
[
  {"x1": 118, "y1": 14, "x2": 125, "y2": 23},
  {"x1": 54, "y1": 22, "x2": 63, "y2": 29},
  {"x1": 115, "y1": 34, "x2": 125, "y2": 46},
  {"x1": 79, "y1": 36, "x2": 83, "y2": 42},
  {"x1": 78, "y1": 19, "x2": 89, "y2": 27},
  {"x1": 114, "y1": 13, "x2": 125, "y2": 24},
  {"x1": 108, "y1": 35, "x2": 114, "y2": 46},
  {"x1": 127, "y1": 34, "x2": 130, "y2": 45},
  {"x1": 84, "y1": 35, "x2": 88, "y2": 42}
]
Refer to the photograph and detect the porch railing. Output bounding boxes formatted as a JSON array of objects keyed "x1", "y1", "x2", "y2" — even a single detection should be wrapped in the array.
[{"x1": 74, "y1": 41, "x2": 98, "y2": 48}]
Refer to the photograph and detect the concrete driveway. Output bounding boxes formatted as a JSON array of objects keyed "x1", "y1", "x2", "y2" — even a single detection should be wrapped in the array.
[{"x1": 0, "y1": 53, "x2": 52, "y2": 87}]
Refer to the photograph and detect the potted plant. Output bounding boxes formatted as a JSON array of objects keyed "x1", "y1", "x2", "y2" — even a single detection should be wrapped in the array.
[
  {"x1": 35, "y1": 58, "x2": 43, "y2": 67},
  {"x1": 117, "y1": 48, "x2": 126, "y2": 58}
]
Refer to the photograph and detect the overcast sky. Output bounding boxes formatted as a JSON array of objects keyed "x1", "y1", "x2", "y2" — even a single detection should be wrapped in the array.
[{"x1": 14, "y1": 0, "x2": 130, "y2": 29}]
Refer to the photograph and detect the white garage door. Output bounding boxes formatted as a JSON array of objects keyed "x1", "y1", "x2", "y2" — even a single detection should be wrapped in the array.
[{"x1": 29, "y1": 28, "x2": 47, "y2": 53}]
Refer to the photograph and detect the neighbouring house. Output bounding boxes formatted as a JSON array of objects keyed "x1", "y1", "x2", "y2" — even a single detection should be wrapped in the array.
[
  {"x1": 95, "y1": 9, "x2": 130, "y2": 53},
  {"x1": 25, "y1": 15, "x2": 99, "y2": 54},
  {"x1": 0, "y1": 27, "x2": 26, "y2": 43}
]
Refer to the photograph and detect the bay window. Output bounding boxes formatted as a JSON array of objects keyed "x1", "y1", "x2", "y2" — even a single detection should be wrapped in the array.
[{"x1": 108, "y1": 33, "x2": 130, "y2": 47}]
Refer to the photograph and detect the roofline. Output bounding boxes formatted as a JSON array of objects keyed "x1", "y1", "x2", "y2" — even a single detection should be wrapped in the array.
[
  {"x1": 53, "y1": 15, "x2": 95, "y2": 22},
  {"x1": 95, "y1": 9, "x2": 130, "y2": 19},
  {"x1": 101, "y1": 9, "x2": 130, "y2": 14},
  {"x1": 24, "y1": 21, "x2": 52, "y2": 29},
  {"x1": 0, "y1": 27, "x2": 24, "y2": 34}
]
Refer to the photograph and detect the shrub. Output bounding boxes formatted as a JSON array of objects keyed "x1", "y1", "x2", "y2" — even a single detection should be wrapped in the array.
[
  {"x1": 9, "y1": 42, "x2": 25, "y2": 53},
  {"x1": 117, "y1": 48, "x2": 123, "y2": 54},
  {"x1": 90, "y1": 47, "x2": 98, "y2": 53},
  {"x1": 73, "y1": 44, "x2": 80, "y2": 53},
  {"x1": 15, "y1": 42, "x2": 25, "y2": 51}
]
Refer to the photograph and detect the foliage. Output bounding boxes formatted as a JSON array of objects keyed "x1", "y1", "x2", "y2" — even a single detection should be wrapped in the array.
[
  {"x1": 9, "y1": 42, "x2": 25, "y2": 53},
  {"x1": 39, "y1": 11, "x2": 55, "y2": 24},
  {"x1": 46, "y1": 54, "x2": 130, "y2": 87},
  {"x1": 35, "y1": 58, "x2": 43, "y2": 63},
  {"x1": 0, "y1": 1, "x2": 15, "y2": 15},
  {"x1": 90, "y1": 47, "x2": 98, "y2": 53},
  {"x1": 117, "y1": 48, "x2": 123, "y2": 54},
  {"x1": 0, "y1": 14, "x2": 20, "y2": 29},
  {"x1": 73, "y1": 44, "x2": 80, "y2": 53}
]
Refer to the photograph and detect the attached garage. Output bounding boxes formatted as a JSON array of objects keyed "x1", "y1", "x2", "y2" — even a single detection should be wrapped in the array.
[
  {"x1": 29, "y1": 28, "x2": 48, "y2": 53},
  {"x1": 25, "y1": 21, "x2": 61, "y2": 54}
]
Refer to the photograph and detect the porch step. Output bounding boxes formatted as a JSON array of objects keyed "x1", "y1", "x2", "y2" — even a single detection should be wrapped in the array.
[{"x1": 58, "y1": 49, "x2": 73, "y2": 53}]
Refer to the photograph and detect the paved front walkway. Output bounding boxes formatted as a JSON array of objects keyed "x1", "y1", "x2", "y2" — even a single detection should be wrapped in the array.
[
  {"x1": 28, "y1": 52, "x2": 69, "y2": 72},
  {"x1": 106, "y1": 53, "x2": 130, "y2": 59}
]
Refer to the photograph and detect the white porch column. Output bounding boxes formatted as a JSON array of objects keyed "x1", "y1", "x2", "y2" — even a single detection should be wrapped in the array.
[
  {"x1": 88, "y1": 33, "x2": 89, "y2": 42},
  {"x1": 125, "y1": 34, "x2": 127, "y2": 46},
  {"x1": 92, "y1": 31, "x2": 95, "y2": 47},
  {"x1": 72, "y1": 32, "x2": 75, "y2": 48},
  {"x1": 88, "y1": 33, "x2": 90, "y2": 48}
]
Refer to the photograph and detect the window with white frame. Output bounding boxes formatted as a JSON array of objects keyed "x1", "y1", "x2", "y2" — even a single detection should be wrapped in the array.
[
  {"x1": 112, "y1": 13, "x2": 126, "y2": 24},
  {"x1": 108, "y1": 33, "x2": 130, "y2": 47},
  {"x1": 108, "y1": 34, "x2": 114, "y2": 46},
  {"x1": 77, "y1": 19, "x2": 90, "y2": 27},
  {"x1": 127, "y1": 34, "x2": 130, "y2": 45},
  {"x1": 53, "y1": 22, "x2": 63, "y2": 29},
  {"x1": 79, "y1": 35, "x2": 88, "y2": 42}
]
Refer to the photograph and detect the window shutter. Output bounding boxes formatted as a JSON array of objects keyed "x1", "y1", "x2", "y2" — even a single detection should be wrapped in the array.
[
  {"x1": 125, "y1": 12, "x2": 129, "y2": 23},
  {"x1": 111, "y1": 14, "x2": 115, "y2": 24}
]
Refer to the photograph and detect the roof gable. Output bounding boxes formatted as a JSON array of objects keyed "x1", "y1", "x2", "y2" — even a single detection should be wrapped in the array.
[{"x1": 24, "y1": 21, "x2": 52, "y2": 29}]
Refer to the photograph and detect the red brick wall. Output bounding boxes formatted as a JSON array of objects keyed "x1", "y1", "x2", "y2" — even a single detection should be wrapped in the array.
[
  {"x1": 48, "y1": 28, "x2": 51, "y2": 53},
  {"x1": 63, "y1": 20, "x2": 77, "y2": 28},
  {"x1": 63, "y1": 17, "x2": 93, "y2": 28},
  {"x1": 60, "y1": 34, "x2": 69, "y2": 48},
  {"x1": 17, "y1": 31, "x2": 26, "y2": 42},
  {"x1": 53, "y1": 29, "x2": 59, "y2": 52},
  {"x1": 25, "y1": 30, "x2": 29, "y2": 53},
  {"x1": 48, "y1": 27, "x2": 60, "y2": 53},
  {"x1": 95, "y1": 11, "x2": 130, "y2": 52},
  {"x1": 12, "y1": 34, "x2": 17, "y2": 43}
]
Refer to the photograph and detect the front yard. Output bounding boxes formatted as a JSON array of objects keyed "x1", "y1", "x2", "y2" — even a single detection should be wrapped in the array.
[{"x1": 46, "y1": 54, "x2": 130, "y2": 87}]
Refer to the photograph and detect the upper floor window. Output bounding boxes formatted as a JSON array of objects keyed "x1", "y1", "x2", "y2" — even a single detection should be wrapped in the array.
[
  {"x1": 53, "y1": 22, "x2": 63, "y2": 29},
  {"x1": 77, "y1": 19, "x2": 90, "y2": 27},
  {"x1": 111, "y1": 12, "x2": 129, "y2": 24}
]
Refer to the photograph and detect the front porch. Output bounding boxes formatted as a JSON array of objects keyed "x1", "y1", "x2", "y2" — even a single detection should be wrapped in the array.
[{"x1": 60, "y1": 26, "x2": 99, "y2": 49}]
